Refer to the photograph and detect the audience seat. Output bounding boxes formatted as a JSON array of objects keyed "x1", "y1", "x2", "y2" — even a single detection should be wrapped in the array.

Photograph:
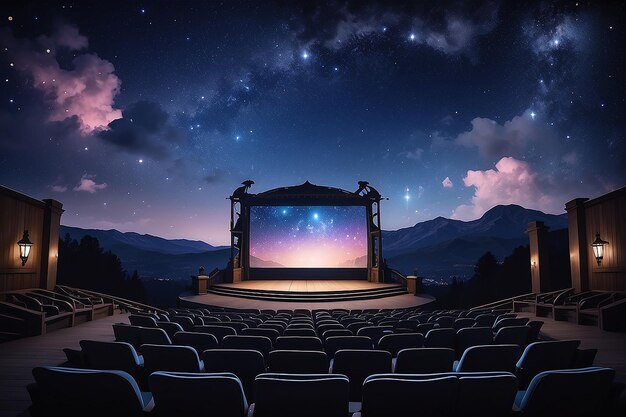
[
  {"x1": 140, "y1": 344, "x2": 204, "y2": 374},
  {"x1": 356, "y1": 326, "x2": 393, "y2": 347},
  {"x1": 377, "y1": 333, "x2": 424, "y2": 357},
  {"x1": 454, "y1": 344, "x2": 521, "y2": 372},
  {"x1": 150, "y1": 371, "x2": 248, "y2": 417},
  {"x1": 222, "y1": 335, "x2": 273, "y2": 360},
  {"x1": 79, "y1": 340, "x2": 143, "y2": 376},
  {"x1": 241, "y1": 327, "x2": 280, "y2": 344},
  {"x1": 493, "y1": 325, "x2": 531, "y2": 346},
  {"x1": 173, "y1": 331, "x2": 219, "y2": 354},
  {"x1": 394, "y1": 347, "x2": 456, "y2": 373},
  {"x1": 283, "y1": 328, "x2": 317, "y2": 337},
  {"x1": 455, "y1": 327, "x2": 493, "y2": 357},
  {"x1": 113, "y1": 323, "x2": 142, "y2": 350},
  {"x1": 516, "y1": 340, "x2": 581, "y2": 388},
  {"x1": 129, "y1": 315, "x2": 157, "y2": 328},
  {"x1": 321, "y1": 329, "x2": 353, "y2": 342},
  {"x1": 250, "y1": 373, "x2": 349, "y2": 417},
  {"x1": 324, "y1": 336, "x2": 373, "y2": 359},
  {"x1": 275, "y1": 336, "x2": 323, "y2": 351},
  {"x1": 268, "y1": 350, "x2": 329, "y2": 374},
  {"x1": 191, "y1": 325, "x2": 237, "y2": 341},
  {"x1": 515, "y1": 367, "x2": 615, "y2": 416},
  {"x1": 331, "y1": 349, "x2": 392, "y2": 401},
  {"x1": 29, "y1": 366, "x2": 152, "y2": 417},
  {"x1": 492, "y1": 317, "x2": 529, "y2": 333},
  {"x1": 424, "y1": 328, "x2": 455, "y2": 349},
  {"x1": 138, "y1": 327, "x2": 172, "y2": 346},
  {"x1": 202, "y1": 349, "x2": 266, "y2": 403},
  {"x1": 157, "y1": 322, "x2": 184, "y2": 340}
]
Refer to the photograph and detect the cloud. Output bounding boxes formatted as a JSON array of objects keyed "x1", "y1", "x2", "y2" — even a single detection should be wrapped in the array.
[
  {"x1": 442, "y1": 177, "x2": 453, "y2": 188},
  {"x1": 456, "y1": 111, "x2": 553, "y2": 159},
  {"x1": 73, "y1": 174, "x2": 107, "y2": 193},
  {"x1": 98, "y1": 101, "x2": 184, "y2": 159},
  {"x1": 50, "y1": 185, "x2": 68, "y2": 193},
  {"x1": 401, "y1": 148, "x2": 424, "y2": 160},
  {"x1": 1, "y1": 24, "x2": 122, "y2": 134},
  {"x1": 451, "y1": 157, "x2": 561, "y2": 220}
]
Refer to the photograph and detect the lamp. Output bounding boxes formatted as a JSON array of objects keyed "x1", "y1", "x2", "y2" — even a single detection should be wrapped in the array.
[
  {"x1": 17, "y1": 230, "x2": 33, "y2": 266},
  {"x1": 591, "y1": 233, "x2": 609, "y2": 266}
]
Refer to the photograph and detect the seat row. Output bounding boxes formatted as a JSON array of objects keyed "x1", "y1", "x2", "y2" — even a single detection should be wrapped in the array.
[{"x1": 28, "y1": 366, "x2": 617, "y2": 417}]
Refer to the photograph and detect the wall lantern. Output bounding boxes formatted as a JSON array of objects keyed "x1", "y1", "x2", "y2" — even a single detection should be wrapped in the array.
[
  {"x1": 591, "y1": 233, "x2": 609, "y2": 266},
  {"x1": 17, "y1": 230, "x2": 33, "y2": 266}
]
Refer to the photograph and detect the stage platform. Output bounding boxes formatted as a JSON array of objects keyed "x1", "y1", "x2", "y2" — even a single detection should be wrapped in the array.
[{"x1": 180, "y1": 279, "x2": 435, "y2": 310}]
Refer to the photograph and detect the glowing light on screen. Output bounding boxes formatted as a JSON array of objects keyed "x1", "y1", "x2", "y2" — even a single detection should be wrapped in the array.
[{"x1": 249, "y1": 206, "x2": 367, "y2": 268}]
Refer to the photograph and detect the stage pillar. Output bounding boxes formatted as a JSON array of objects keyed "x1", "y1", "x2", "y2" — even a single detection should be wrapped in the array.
[
  {"x1": 528, "y1": 221, "x2": 551, "y2": 293},
  {"x1": 406, "y1": 275, "x2": 417, "y2": 294},
  {"x1": 565, "y1": 198, "x2": 589, "y2": 293},
  {"x1": 233, "y1": 268, "x2": 243, "y2": 283}
]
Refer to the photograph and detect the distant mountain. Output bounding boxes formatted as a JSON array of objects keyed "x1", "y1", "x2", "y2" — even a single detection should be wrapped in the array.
[
  {"x1": 382, "y1": 205, "x2": 568, "y2": 280},
  {"x1": 60, "y1": 225, "x2": 230, "y2": 280},
  {"x1": 382, "y1": 204, "x2": 567, "y2": 257},
  {"x1": 61, "y1": 225, "x2": 227, "y2": 255}
]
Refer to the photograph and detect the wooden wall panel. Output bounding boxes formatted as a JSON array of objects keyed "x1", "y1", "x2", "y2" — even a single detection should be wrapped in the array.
[
  {"x1": 0, "y1": 189, "x2": 44, "y2": 291},
  {"x1": 584, "y1": 189, "x2": 626, "y2": 291}
]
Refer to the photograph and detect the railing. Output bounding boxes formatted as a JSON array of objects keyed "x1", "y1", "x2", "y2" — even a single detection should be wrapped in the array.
[
  {"x1": 56, "y1": 285, "x2": 167, "y2": 314},
  {"x1": 386, "y1": 268, "x2": 408, "y2": 287},
  {"x1": 469, "y1": 291, "x2": 537, "y2": 312}
]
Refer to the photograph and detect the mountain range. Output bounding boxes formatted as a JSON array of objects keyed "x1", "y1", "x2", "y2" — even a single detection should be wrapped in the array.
[{"x1": 60, "y1": 204, "x2": 567, "y2": 282}]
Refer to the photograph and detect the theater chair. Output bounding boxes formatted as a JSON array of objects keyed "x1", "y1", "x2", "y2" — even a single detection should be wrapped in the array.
[
  {"x1": 150, "y1": 371, "x2": 248, "y2": 417},
  {"x1": 454, "y1": 327, "x2": 493, "y2": 357},
  {"x1": 356, "y1": 372, "x2": 518, "y2": 417},
  {"x1": 157, "y1": 321, "x2": 184, "y2": 340},
  {"x1": 492, "y1": 317, "x2": 529, "y2": 333},
  {"x1": 377, "y1": 333, "x2": 424, "y2": 358},
  {"x1": 324, "y1": 336, "x2": 373, "y2": 360},
  {"x1": 283, "y1": 328, "x2": 317, "y2": 337},
  {"x1": 330, "y1": 349, "x2": 392, "y2": 402},
  {"x1": 275, "y1": 336, "x2": 323, "y2": 351},
  {"x1": 173, "y1": 331, "x2": 219, "y2": 354},
  {"x1": 113, "y1": 323, "x2": 142, "y2": 350},
  {"x1": 28, "y1": 366, "x2": 153, "y2": 417},
  {"x1": 129, "y1": 314, "x2": 158, "y2": 328},
  {"x1": 202, "y1": 349, "x2": 266, "y2": 403},
  {"x1": 79, "y1": 340, "x2": 144, "y2": 377},
  {"x1": 515, "y1": 340, "x2": 581, "y2": 389},
  {"x1": 515, "y1": 367, "x2": 615, "y2": 416},
  {"x1": 222, "y1": 335, "x2": 273, "y2": 360},
  {"x1": 424, "y1": 328, "x2": 455, "y2": 349},
  {"x1": 269, "y1": 350, "x2": 329, "y2": 374},
  {"x1": 394, "y1": 348, "x2": 456, "y2": 373},
  {"x1": 249, "y1": 373, "x2": 350, "y2": 417},
  {"x1": 454, "y1": 344, "x2": 521, "y2": 373},
  {"x1": 138, "y1": 327, "x2": 172, "y2": 346},
  {"x1": 356, "y1": 326, "x2": 393, "y2": 347},
  {"x1": 140, "y1": 344, "x2": 204, "y2": 374},
  {"x1": 493, "y1": 325, "x2": 532, "y2": 347},
  {"x1": 241, "y1": 327, "x2": 280, "y2": 344}
]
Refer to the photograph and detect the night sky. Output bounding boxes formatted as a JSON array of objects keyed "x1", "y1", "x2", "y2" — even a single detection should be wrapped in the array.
[
  {"x1": 249, "y1": 206, "x2": 367, "y2": 268},
  {"x1": 1, "y1": 1, "x2": 624, "y2": 246}
]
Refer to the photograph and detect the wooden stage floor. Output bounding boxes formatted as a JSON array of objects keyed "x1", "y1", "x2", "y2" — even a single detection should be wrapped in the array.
[{"x1": 212, "y1": 280, "x2": 401, "y2": 292}]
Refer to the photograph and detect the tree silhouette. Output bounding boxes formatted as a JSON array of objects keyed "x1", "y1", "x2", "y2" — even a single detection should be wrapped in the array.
[{"x1": 57, "y1": 234, "x2": 146, "y2": 303}]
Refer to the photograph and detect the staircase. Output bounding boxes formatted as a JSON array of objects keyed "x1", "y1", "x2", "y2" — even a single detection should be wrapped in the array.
[{"x1": 208, "y1": 284, "x2": 408, "y2": 302}]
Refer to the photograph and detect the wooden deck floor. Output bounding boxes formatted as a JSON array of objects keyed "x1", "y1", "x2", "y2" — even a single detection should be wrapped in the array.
[{"x1": 0, "y1": 312, "x2": 124, "y2": 417}]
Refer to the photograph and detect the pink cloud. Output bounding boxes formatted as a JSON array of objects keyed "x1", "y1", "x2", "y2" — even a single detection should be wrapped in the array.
[
  {"x1": 451, "y1": 157, "x2": 561, "y2": 220},
  {"x1": 2, "y1": 24, "x2": 122, "y2": 134},
  {"x1": 73, "y1": 174, "x2": 107, "y2": 193},
  {"x1": 442, "y1": 176, "x2": 453, "y2": 188}
]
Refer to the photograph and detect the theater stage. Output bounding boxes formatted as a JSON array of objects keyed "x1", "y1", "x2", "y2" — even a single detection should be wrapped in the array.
[{"x1": 180, "y1": 279, "x2": 435, "y2": 310}]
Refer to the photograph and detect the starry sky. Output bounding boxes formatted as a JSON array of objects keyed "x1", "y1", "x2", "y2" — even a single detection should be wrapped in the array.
[
  {"x1": 0, "y1": 1, "x2": 624, "y2": 246},
  {"x1": 249, "y1": 206, "x2": 367, "y2": 268}
]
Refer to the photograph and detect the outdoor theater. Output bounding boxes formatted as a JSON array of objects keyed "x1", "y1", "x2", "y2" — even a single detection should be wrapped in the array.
[{"x1": 0, "y1": 182, "x2": 625, "y2": 417}]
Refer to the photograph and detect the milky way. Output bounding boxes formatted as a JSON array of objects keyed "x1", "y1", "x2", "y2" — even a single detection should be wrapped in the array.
[{"x1": 0, "y1": 1, "x2": 624, "y2": 244}]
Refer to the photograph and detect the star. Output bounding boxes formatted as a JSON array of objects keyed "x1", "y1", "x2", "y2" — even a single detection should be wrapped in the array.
[
  {"x1": 530, "y1": 111, "x2": 536, "y2": 119},
  {"x1": 138, "y1": 159, "x2": 143, "y2": 163},
  {"x1": 301, "y1": 51, "x2": 310, "y2": 59},
  {"x1": 409, "y1": 33, "x2": 416, "y2": 41}
]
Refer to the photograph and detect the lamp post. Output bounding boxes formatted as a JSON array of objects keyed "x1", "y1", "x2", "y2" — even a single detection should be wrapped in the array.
[
  {"x1": 17, "y1": 230, "x2": 33, "y2": 266},
  {"x1": 591, "y1": 233, "x2": 609, "y2": 266}
]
